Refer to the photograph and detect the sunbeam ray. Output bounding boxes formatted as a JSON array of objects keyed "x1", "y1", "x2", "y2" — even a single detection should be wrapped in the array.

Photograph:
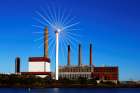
[
  {"x1": 63, "y1": 16, "x2": 76, "y2": 27},
  {"x1": 51, "y1": 3, "x2": 58, "y2": 25},
  {"x1": 61, "y1": 9, "x2": 72, "y2": 26},
  {"x1": 34, "y1": 36, "x2": 44, "y2": 42},
  {"x1": 64, "y1": 30, "x2": 83, "y2": 38},
  {"x1": 65, "y1": 28, "x2": 81, "y2": 31},
  {"x1": 32, "y1": 25, "x2": 44, "y2": 29},
  {"x1": 57, "y1": 6, "x2": 61, "y2": 26},
  {"x1": 59, "y1": 8, "x2": 66, "y2": 25},
  {"x1": 46, "y1": 5, "x2": 56, "y2": 24},
  {"x1": 35, "y1": 11, "x2": 54, "y2": 28},
  {"x1": 60, "y1": 37, "x2": 65, "y2": 63},
  {"x1": 40, "y1": 7, "x2": 53, "y2": 25},
  {"x1": 38, "y1": 42, "x2": 44, "y2": 49},
  {"x1": 63, "y1": 22, "x2": 80, "y2": 30},
  {"x1": 49, "y1": 41, "x2": 55, "y2": 59},
  {"x1": 33, "y1": 4, "x2": 81, "y2": 70},
  {"x1": 33, "y1": 17, "x2": 47, "y2": 26},
  {"x1": 48, "y1": 38, "x2": 55, "y2": 50},
  {"x1": 32, "y1": 31, "x2": 44, "y2": 34},
  {"x1": 65, "y1": 33, "x2": 79, "y2": 43}
]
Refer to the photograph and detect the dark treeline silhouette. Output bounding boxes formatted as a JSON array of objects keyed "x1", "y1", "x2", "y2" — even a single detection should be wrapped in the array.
[{"x1": 0, "y1": 74, "x2": 140, "y2": 88}]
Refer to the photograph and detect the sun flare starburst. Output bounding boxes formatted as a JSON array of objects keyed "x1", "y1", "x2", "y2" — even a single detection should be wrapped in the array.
[{"x1": 32, "y1": 3, "x2": 83, "y2": 73}]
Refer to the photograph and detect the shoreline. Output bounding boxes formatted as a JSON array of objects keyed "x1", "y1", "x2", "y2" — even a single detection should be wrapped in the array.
[
  {"x1": 0, "y1": 74, "x2": 140, "y2": 88},
  {"x1": 0, "y1": 84, "x2": 140, "y2": 88}
]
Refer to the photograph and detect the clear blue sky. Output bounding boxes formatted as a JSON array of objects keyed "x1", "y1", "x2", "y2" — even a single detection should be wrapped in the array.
[{"x1": 0, "y1": 0, "x2": 140, "y2": 81}]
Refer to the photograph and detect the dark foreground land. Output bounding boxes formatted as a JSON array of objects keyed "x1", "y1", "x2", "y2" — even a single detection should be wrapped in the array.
[{"x1": 0, "y1": 74, "x2": 140, "y2": 88}]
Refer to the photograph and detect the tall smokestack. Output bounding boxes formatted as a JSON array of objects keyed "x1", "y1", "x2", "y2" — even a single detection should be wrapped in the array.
[
  {"x1": 15, "y1": 57, "x2": 20, "y2": 74},
  {"x1": 44, "y1": 27, "x2": 48, "y2": 58},
  {"x1": 78, "y1": 44, "x2": 82, "y2": 66},
  {"x1": 90, "y1": 44, "x2": 92, "y2": 66},
  {"x1": 67, "y1": 45, "x2": 70, "y2": 66}
]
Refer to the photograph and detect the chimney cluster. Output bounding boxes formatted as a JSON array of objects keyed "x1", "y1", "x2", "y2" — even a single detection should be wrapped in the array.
[{"x1": 67, "y1": 44, "x2": 93, "y2": 66}]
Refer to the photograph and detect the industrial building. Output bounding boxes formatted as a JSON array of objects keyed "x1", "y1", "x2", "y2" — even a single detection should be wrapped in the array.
[
  {"x1": 92, "y1": 67, "x2": 118, "y2": 83},
  {"x1": 59, "y1": 44, "x2": 118, "y2": 84},
  {"x1": 15, "y1": 26, "x2": 119, "y2": 83},
  {"x1": 18, "y1": 27, "x2": 51, "y2": 78},
  {"x1": 59, "y1": 44, "x2": 93, "y2": 79}
]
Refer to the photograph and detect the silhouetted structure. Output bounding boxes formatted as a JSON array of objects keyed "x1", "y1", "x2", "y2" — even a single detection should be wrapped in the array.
[
  {"x1": 78, "y1": 44, "x2": 82, "y2": 66},
  {"x1": 15, "y1": 57, "x2": 20, "y2": 74},
  {"x1": 67, "y1": 45, "x2": 70, "y2": 66},
  {"x1": 90, "y1": 44, "x2": 92, "y2": 66}
]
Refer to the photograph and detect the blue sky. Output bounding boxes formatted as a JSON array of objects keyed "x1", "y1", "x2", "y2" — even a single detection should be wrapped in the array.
[{"x1": 0, "y1": 0, "x2": 140, "y2": 81}]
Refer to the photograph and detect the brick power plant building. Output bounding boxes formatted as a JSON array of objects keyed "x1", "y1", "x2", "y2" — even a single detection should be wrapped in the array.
[
  {"x1": 59, "y1": 44, "x2": 118, "y2": 84},
  {"x1": 15, "y1": 27, "x2": 118, "y2": 84}
]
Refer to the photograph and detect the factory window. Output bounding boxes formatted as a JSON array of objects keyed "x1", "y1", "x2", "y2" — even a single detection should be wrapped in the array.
[
  {"x1": 74, "y1": 69, "x2": 76, "y2": 72},
  {"x1": 87, "y1": 69, "x2": 89, "y2": 72},
  {"x1": 89, "y1": 68, "x2": 91, "y2": 72},
  {"x1": 80, "y1": 69, "x2": 82, "y2": 72},
  {"x1": 85, "y1": 69, "x2": 87, "y2": 72}
]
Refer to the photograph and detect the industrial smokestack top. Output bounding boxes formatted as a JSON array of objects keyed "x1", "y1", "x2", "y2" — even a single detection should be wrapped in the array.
[
  {"x1": 78, "y1": 44, "x2": 82, "y2": 66},
  {"x1": 44, "y1": 27, "x2": 48, "y2": 58}
]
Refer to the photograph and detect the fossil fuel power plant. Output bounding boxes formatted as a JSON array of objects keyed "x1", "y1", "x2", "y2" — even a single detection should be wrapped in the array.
[{"x1": 15, "y1": 27, "x2": 119, "y2": 84}]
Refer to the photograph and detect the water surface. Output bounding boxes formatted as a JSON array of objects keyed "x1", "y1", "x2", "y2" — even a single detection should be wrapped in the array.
[{"x1": 0, "y1": 88, "x2": 140, "y2": 93}]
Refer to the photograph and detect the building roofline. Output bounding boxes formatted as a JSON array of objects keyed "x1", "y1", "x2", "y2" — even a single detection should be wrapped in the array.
[{"x1": 28, "y1": 57, "x2": 50, "y2": 63}]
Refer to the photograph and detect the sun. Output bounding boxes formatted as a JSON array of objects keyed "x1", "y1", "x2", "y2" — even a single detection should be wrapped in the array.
[{"x1": 32, "y1": 3, "x2": 83, "y2": 79}]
